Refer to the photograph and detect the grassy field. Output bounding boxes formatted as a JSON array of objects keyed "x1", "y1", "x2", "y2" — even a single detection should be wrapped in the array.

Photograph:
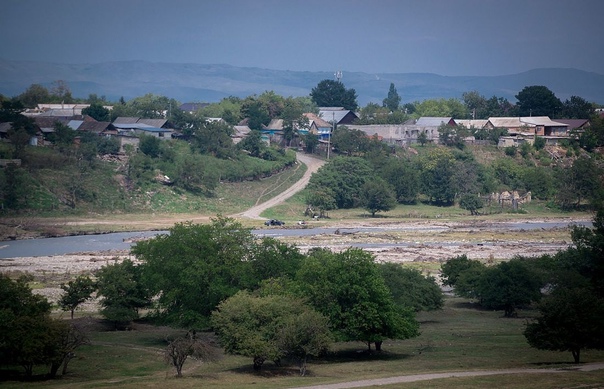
[{"x1": 3, "y1": 297, "x2": 603, "y2": 388}]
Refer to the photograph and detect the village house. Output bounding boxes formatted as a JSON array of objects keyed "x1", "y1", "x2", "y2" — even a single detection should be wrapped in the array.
[
  {"x1": 485, "y1": 116, "x2": 569, "y2": 147},
  {"x1": 318, "y1": 107, "x2": 359, "y2": 125},
  {"x1": 345, "y1": 117, "x2": 454, "y2": 146}
]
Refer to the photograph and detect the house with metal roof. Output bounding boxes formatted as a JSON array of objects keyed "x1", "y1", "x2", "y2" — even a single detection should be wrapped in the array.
[
  {"x1": 415, "y1": 117, "x2": 456, "y2": 127},
  {"x1": 318, "y1": 107, "x2": 359, "y2": 125},
  {"x1": 303, "y1": 113, "x2": 332, "y2": 140},
  {"x1": 455, "y1": 119, "x2": 488, "y2": 129}
]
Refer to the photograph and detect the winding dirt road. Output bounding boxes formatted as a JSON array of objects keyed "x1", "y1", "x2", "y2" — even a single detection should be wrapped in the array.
[{"x1": 238, "y1": 152, "x2": 325, "y2": 220}]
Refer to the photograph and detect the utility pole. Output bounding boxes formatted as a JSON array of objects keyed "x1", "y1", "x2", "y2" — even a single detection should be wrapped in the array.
[{"x1": 327, "y1": 111, "x2": 334, "y2": 160}]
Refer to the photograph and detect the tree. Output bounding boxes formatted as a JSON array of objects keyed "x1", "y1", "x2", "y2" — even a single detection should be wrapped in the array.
[
  {"x1": 294, "y1": 248, "x2": 419, "y2": 351},
  {"x1": 440, "y1": 255, "x2": 487, "y2": 299},
  {"x1": 276, "y1": 309, "x2": 333, "y2": 376},
  {"x1": 50, "y1": 80, "x2": 73, "y2": 103},
  {"x1": 459, "y1": 194, "x2": 483, "y2": 215},
  {"x1": 303, "y1": 133, "x2": 319, "y2": 153},
  {"x1": 305, "y1": 188, "x2": 337, "y2": 218},
  {"x1": 95, "y1": 259, "x2": 152, "y2": 328},
  {"x1": 310, "y1": 80, "x2": 358, "y2": 111},
  {"x1": 515, "y1": 85, "x2": 562, "y2": 117},
  {"x1": 82, "y1": 102, "x2": 110, "y2": 121},
  {"x1": 307, "y1": 157, "x2": 374, "y2": 209},
  {"x1": 438, "y1": 124, "x2": 468, "y2": 149},
  {"x1": 211, "y1": 291, "x2": 330, "y2": 370},
  {"x1": 191, "y1": 120, "x2": 235, "y2": 158},
  {"x1": 477, "y1": 259, "x2": 543, "y2": 317},
  {"x1": 59, "y1": 275, "x2": 96, "y2": 319},
  {"x1": 379, "y1": 263, "x2": 443, "y2": 312},
  {"x1": 0, "y1": 274, "x2": 86, "y2": 379},
  {"x1": 280, "y1": 97, "x2": 309, "y2": 147},
  {"x1": 18, "y1": 84, "x2": 50, "y2": 108},
  {"x1": 331, "y1": 126, "x2": 370, "y2": 156},
  {"x1": 462, "y1": 91, "x2": 488, "y2": 119},
  {"x1": 134, "y1": 218, "x2": 303, "y2": 328},
  {"x1": 383, "y1": 83, "x2": 401, "y2": 112},
  {"x1": 138, "y1": 134, "x2": 161, "y2": 158},
  {"x1": 241, "y1": 98, "x2": 270, "y2": 131},
  {"x1": 561, "y1": 95, "x2": 594, "y2": 119},
  {"x1": 359, "y1": 177, "x2": 397, "y2": 217},
  {"x1": 48, "y1": 122, "x2": 76, "y2": 149},
  {"x1": 524, "y1": 286, "x2": 604, "y2": 363},
  {"x1": 175, "y1": 154, "x2": 219, "y2": 194},
  {"x1": 380, "y1": 158, "x2": 420, "y2": 204},
  {"x1": 556, "y1": 156, "x2": 603, "y2": 209},
  {"x1": 417, "y1": 131, "x2": 428, "y2": 146},
  {"x1": 164, "y1": 330, "x2": 218, "y2": 377},
  {"x1": 421, "y1": 151, "x2": 456, "y2": 205}
]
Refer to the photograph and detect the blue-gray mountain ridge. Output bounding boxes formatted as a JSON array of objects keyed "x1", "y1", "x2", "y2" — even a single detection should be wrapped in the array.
[{"x1": 1, "y1": 59, "x2": 603, "y2": 106}]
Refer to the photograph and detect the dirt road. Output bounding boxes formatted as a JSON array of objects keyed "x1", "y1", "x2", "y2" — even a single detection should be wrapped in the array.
[
  {"x1": 290, "y1": 363, "x2": 604, "y2": 389},
  {"x1": 238, "y1": 152, "x2": 325, "y2": 220}
]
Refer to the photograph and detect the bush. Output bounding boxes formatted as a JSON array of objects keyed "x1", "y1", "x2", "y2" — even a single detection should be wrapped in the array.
[{"x1": 504, "y1": 146, "x2": 517, "y2": 156}]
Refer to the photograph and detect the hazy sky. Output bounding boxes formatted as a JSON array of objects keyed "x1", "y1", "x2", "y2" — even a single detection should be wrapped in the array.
[{"x1": 2, "y1": 0, "x2": 603, "y2": 76}]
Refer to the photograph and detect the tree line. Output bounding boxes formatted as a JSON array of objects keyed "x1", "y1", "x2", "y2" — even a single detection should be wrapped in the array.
[
  {"x1": 0, "y1": 217, "x2": 443, "y2": 379},
  {"x1": 440, "y1": 210, "x2": 604, "y2": 363}
]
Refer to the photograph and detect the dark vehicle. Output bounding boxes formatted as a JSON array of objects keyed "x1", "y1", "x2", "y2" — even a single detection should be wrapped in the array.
[{"x1": 264, "y1": 219, "x2": 285, "y2": 226}]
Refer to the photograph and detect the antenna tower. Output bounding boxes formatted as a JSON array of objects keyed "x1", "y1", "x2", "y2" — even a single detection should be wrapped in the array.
[{"x1": 334, "y1": 70, "x2": 342, "y2": 81}]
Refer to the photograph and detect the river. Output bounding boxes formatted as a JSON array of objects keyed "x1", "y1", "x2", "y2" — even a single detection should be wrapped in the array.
[{"x1": 0, "y1": 220, "x2": 590, "y2": 259}]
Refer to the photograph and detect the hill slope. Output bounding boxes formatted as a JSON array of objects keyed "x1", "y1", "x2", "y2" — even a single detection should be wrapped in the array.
[{"x1": 1, "y1": 59, "x2": 603, "y2": 105}]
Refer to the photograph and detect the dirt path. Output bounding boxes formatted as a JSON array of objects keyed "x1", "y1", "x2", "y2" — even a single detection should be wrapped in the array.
[
  {"x1": 290, "y1": 363, "x2": 604, "y2": 389},
  {"x1": 237, "y1": 152, "x2": 325, "y2": 220}
]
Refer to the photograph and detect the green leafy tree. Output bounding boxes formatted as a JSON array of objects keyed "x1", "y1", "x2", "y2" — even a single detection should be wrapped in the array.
[
  {"x1": 237, "y1": 129, "x2": 265, "y2": 158},
  {"x1": 484, "y1": 96, "x2": 516, "y2": 117},
  {"x1": 308, "y1": 156, "x2": 374, "y2": 209},
  {"x1": 441, "y1": 255, "x2": 487, "y2": 299},
  {"x1": 277, "y1": 308, "x2": 333, "y2": 376},
  {"x1": 280, "y1": 97, "x2": 309, "y2": 147},
  {"x1": 138, "y1": 134, "x2": 161, "y2": 158},
  {"x1": 0, "y1": 274, "x2": 86, "y2": 378},
  {"x1": 359, "y1": 177, "x2": 397, "y2": 217},
  {"x1": 82, "y1": 102, "x2": 110, "y2": 121},
  {"x1": 242, "y1": 98, "x2": 270, "y2": 131},
  {"x1": 521, "y1": 166, "x2": 554, "y2": 200},
  {"x1": 417, "y1": 131, "x2": 428, "y2": 146},
  {"x1": 462, "y1": 91, "x2": 488, "y2": 119},
  {"x1": 303, "y1": 133, "x2": 319, "y2": 153},
  {"x1": 134, "y1": 218, "x2": 302, "y2": 327},
  {"x1": 380, "y1": 158, "x2": 420, "y2": 204},
  {"x1": 175, "y1": 154, "x2": 219, "y2": 194},
  {"x1": 95, "y1": 259, "x2": 152, "y2": 328},
  {"x1": 305, "y1": 188, "x2": 337, "y2": 218},
  {"x1": 59, "y1": 275, "x2": 96, "y2": 319},
  {"x1": 211, "y1": 291, "x2": 330, "y2": 371},
  {"x1": 414, "y1": 98, "x2": 467, "y2": 118},
  {"x1": 379, "y1": 263, "x2": 443, "y2": 312},
  {"x1": 383, "y1": 83, "x2": 401, "y2": 112},
  {"x1": 18, "y1": 84, "x2": 50, "y2": 108},
  {"x1": 556, "y1": 156, "x2": 603, "y2": 209},
  {"x1": 524, "y1": 286, "x2": 604, "y2": 363},
  {"x1": 561, "y1": 95, "x2": 594, "y2": 119},
  {"x1": 422, "y1": 153, "x2": 456, "y2": 205},
  {"x1": 191, "y1": 120, "x2": 235, "y2": 158},
  {"x1": 478, "y1": 259, "x2": 543, "y2": 317},
  {"x1": 515, "y1": 85, "x2": 563, "y2": 117},
  {"x1": 48, "y1": 122, "x2": 76, "y2": 150},
  {"x1": 459, "y1": 194, "x2": 484, "y2": 215},
  {"x1": 310, "y1": 80, "x2": 358, "y2": 111},
  {"x1": 295, "y1": 248, "x2": 419, "y2": 351},
  {"x1": 331, "y1": 126, "x2": 370, "y2": 156}
]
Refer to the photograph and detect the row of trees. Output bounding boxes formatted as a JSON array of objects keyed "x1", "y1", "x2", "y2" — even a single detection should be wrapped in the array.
[
  {"x1": 46, "y1": 218, "x2": 441, "y2": 375},
  {"x1": 440, "y1": 210, "x2": 604, "y2": 362},
  {"x1": 305, "y1": 139, "x2": 604, "y2": 217}
]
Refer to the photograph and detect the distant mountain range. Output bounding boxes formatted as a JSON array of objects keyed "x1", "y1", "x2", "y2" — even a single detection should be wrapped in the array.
[{"x1": 1, "y1": 59, "x2": 603, "y2": 106}]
